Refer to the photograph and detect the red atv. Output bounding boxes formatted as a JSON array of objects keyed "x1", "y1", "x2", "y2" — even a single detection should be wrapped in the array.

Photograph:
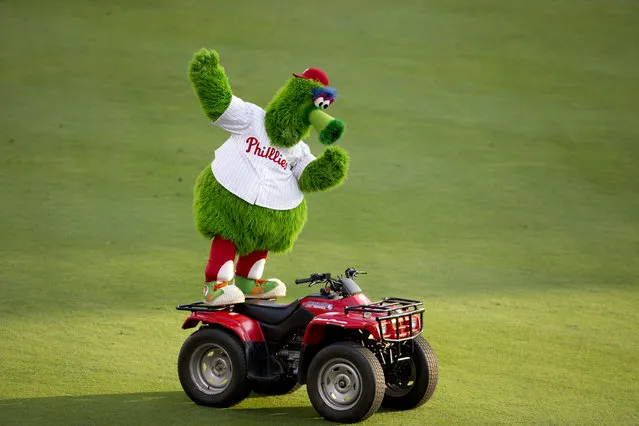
[{"x1": 176, "y1": 268, "x2": 438, "y2": 423}]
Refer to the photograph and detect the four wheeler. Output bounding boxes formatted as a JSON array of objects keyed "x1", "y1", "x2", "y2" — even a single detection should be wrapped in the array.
[{"x1": 176, "y1": 267, "x2": 438, "y2": 423}]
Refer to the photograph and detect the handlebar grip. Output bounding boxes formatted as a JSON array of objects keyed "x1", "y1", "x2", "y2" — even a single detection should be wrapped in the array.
[{"x1": 295, "y1": 277, "x2": 313, "y2": 284}]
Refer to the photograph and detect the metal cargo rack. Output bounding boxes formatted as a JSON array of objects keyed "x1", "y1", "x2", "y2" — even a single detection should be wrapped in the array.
[{"x1": 344, "y1": 297, "x2": 425, "y2": 342}]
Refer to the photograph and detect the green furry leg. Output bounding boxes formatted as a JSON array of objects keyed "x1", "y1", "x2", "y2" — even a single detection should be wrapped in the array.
[{"x1": 193, "y1": 166, "x2": 307, "y2": 255}]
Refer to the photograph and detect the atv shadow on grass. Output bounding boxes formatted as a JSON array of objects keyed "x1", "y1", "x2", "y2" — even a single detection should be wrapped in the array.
[{"x1": 0, "y1": 391, "x2": 324, "y2": 425}]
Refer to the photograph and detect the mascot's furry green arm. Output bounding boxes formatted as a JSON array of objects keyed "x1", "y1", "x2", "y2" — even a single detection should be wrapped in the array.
[{"x1": 188, "y1": 48, "x2": 349, "y2": 306}]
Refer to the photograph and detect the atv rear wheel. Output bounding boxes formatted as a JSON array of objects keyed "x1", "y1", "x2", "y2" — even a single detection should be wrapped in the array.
[
  {"x1": 382, "y1": 336, "x2": 438, "y2": 410},
  {"x1": 178, "y1": 327, "x2": 251, "y2": 407},
  {"x1": 307, "y1": 342, "x2": 385, "y2": 423}
]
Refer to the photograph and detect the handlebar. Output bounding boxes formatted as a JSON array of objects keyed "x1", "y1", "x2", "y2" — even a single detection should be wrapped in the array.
[
  {"x1": 345, "y1": 267, "x2": 366, "y2": 279},
  {"x1": 295, "y1": 268, "x2": 366, "y2": 285},
  {"x1": 294, "y1": 267, "x2": 366, "y2": 296},
  {"x1": 295, "y1": 273, "x2": 331, "y2": 285}
]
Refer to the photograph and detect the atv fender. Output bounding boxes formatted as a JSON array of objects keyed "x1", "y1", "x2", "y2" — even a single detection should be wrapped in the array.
[
  {"x1": 302, "y1": 312, "x2": 382, "y2": 346},
  {"x1": 181, "y1": 310, "x2": 265, "y2": 342}
]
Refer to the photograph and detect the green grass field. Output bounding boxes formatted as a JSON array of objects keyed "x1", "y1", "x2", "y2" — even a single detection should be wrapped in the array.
[{"x1": 1, "y1": 0, "x2": 638, "y2": 424}]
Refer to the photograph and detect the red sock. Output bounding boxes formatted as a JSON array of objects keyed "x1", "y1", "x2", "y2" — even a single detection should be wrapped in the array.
[
  {"x1": 236, "y1": 250, "x2": 268, "y2": 279},
  {"x1": 205, "y1": 236, "x2": 237, "y2": 282}
]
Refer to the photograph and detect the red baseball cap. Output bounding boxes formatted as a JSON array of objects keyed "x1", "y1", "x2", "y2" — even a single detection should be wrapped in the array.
[{"x1": 293, "y1": 67, "x2": 329, "y2": 86}]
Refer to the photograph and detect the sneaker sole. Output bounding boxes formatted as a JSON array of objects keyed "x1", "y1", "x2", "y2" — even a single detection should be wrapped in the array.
[{"x1": 245, "y1": 286, "x2": 287, "y2": 299}]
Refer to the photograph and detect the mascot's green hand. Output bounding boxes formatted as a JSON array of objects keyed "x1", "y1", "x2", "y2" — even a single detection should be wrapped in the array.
[
  {"x1": 189, "y1": 48, "x2": 221, "y2": 76},
  {"x1": 298, "y1": 146, "x2": 349, "y2": 193},
  {"x1": 188, "y1": 48, "x2": 232, "y2": 121}
]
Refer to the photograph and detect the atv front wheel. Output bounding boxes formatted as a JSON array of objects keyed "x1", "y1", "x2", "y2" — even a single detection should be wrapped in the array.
[
  {"x1": 307, "y1": 342, "x2": 385, "y2": 423},
  {"x1": 382, "y1": 336, "x2": 438, "y2": 410},
  {"x1": 178, "y1": 327, "x2": 251, "y2": 407}
]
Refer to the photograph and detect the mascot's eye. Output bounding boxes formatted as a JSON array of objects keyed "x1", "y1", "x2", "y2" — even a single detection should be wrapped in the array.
[
  {"x1": 322, "y1": 100, "x2": 331, "y2": 109},
  {"x1": 313, "y1": 97, "x2": 325, "y2": 108}
]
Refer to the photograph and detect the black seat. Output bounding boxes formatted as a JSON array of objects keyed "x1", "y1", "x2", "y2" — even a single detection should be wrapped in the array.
[{"x1": 234, "y1": 300, "x2": 301, "y2": 325}]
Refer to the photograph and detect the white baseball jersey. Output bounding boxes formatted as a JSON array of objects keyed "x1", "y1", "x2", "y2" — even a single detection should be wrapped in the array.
[{"x1": 210, "y1": 96, "x2": 316, "y2": 211}]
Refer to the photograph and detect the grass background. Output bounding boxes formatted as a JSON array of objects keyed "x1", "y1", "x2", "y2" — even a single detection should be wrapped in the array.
[{"x1": 1, "y1": 0, "x2": 638, "y2": 424}]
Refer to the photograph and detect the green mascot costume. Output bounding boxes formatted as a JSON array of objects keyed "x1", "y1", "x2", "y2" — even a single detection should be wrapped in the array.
[{"x1": 189, "y1": 49, "x2": 349, "y2": 306}]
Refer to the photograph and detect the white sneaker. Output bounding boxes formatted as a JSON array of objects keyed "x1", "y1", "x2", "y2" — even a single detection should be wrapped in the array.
[
  {"x1": 202, "y1": 282, "x2": 246, "y2": 306},
  {"x1": 235, "y1": 276, "x2": 287, "y2": 299}
]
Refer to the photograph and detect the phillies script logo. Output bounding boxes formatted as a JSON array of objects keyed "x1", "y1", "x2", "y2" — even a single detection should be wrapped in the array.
[{"x1": 245, "y1": 137, "x2": 288, "y2": 170}]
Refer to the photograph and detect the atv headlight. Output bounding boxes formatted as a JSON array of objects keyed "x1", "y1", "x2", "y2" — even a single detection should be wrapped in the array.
[
  {"x1": 411, "y1": 314, "x2": 420, "y2": 331},
  {"x1": 380, "y1": 319, "x2": 395, "y2": 338}
]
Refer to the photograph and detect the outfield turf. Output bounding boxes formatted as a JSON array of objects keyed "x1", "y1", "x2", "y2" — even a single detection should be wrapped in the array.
[{"x1": 1, "y1": 0, "x2": 638, "y2": 424}]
